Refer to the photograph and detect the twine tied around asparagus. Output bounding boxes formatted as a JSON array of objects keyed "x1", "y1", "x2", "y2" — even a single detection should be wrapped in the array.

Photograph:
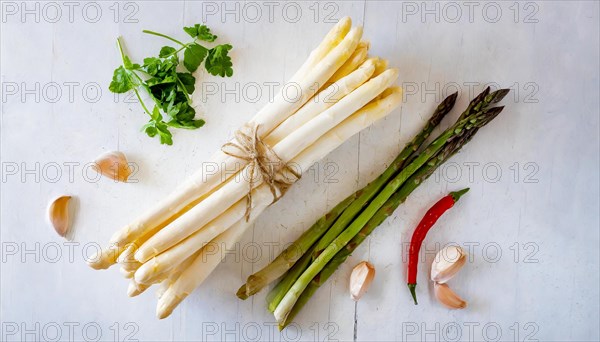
[{"x1": 221, "y1": 124, "x2": 301, "y2": 221}]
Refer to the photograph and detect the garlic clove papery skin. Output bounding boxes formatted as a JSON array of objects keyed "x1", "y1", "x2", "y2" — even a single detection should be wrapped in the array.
[
  {"x1": 349, "y1": 261, "x2": 375, "y2": 301},
  {"x1": 431, "y1": 245, "x2": 466, "y2": 284},
  {"x1": 92, "y1": 151, "x2": 132, "y2": 182},
  {"x1": 434, "y1": 282, "x2": 467, "y2": 309}
]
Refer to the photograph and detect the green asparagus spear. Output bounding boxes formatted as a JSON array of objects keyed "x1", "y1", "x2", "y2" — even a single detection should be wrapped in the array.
[
  {"x1": 236, "y1": 93, "x2": 458, "y2": 299},
  {"x1": 236, "y1": 195, "x2": 356, "y2": 299},
  {"x1": 280, "y1": 125, "x2": 483, "y2": 328},
  {"x1": 273, "y1": 98, "x2": 508, "y2": 324},
  {"x1": 310, "y1": 92, "x2": 459, "y2": 261},
  {"x1": 266, "y1": 242, "x2": 318, "y2": 312}
]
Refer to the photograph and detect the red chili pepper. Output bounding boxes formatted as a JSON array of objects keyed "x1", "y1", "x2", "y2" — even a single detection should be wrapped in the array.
[{"x1": 407, "y1": 188, "x2": 469, "y2": 305}]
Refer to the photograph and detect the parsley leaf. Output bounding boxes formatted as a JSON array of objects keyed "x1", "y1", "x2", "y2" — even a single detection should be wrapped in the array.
[
  {"x1": 109, "y1": 66, "x2": 135, "y2": 93},
  {"x1": 159, "y1": 46, "x2": 177, "y2": 58},
  {"x1": 183, "y1": 24, "x2": 217, "y2": 42},
  {"x1": 142, "y1": 106, "x2": 174, "y2": 145},
  {"x1": 205, "y1": 44, "x2": 233, "y2": 77},
  {"x1": 183, "y1": 43, "x2": 208, "y2": 72},
  {"x1": 168, "y1": 119, "x2": 205, "y2": 129},
  {"x1": 176, "y1": 72, "x2": 196, "y2": 93},
  {"x1": 122, "y1": 55, "x2": 141, "y2": 70}
]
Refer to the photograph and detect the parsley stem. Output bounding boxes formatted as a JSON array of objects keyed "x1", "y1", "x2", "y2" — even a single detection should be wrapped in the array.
[
  {"x1": 127, "y1": 69, "x2": 164, "y2": 113},
  {"x1": 133, "y1": 89, "x2": 152, "y2": 116},
  {"x1": 132, "y1": 76, "x2": 157, "y2": 117},
  {"x1": 161, "y1": 45, "x2": 187, "y2": 59},
  {"x1": 176, "y1": 77, "x2": 192, "y2": 103},
  {"x1": 115, "y1": 38, "x2": 155, "y2": 117},
  {"x1": 142, "y1": 30, "x2": 186, "y2": 47},
  {"x1": 116, "y1": 37, "x2": 127, "y2": 63}
]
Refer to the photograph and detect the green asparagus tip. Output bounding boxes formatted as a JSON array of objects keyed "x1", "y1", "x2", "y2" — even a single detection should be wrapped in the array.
[
  {"x1": 444, "y1": 91, "x2": 459, "y2": 106},
  {"x1": 450, "y1": 188, "x2": 470, "y2": 202},
  {"x1": 408, "y1": 283, "x2": 418, "y2": 305},
  {"x1": 489, "y1": 89, "x2": 511, "y2": 104}
]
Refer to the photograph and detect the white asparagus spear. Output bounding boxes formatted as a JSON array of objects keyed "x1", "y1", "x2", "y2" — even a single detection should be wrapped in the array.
[
  {"x1": 127, "y1": 279, "x2": 150, "y2": 297},
  {"x1": 324, "y1": 41, "x2": 369, "y2": 88},
  {"x1": 88, "y1": 207, "x2": 187, "y2": 270},
  {"x1": 117, "y1": 244, "x2": 135, "y2": 264},
  {"x1": 155, "y1": 281, "x2": 169, "y2": 300},
  {"x1": 88, "y1": 23, "x2": 361, "y2": 270},
  {"x1": 134, "y1": 67, "x2": 397, "y2": 263},
  {"x1": 373, "y1": 59, "x2": 389, "y2": 77},
  {"x1": 265, "y1": 57, "x2": 377, "y2": 147},
  {"x1": 88, "y1": 246, "x2": 120, "y2": 270},
  {"x1": 128, "y1": 271, "x2": 164, "y2": 297},
  {"x1": 290, "y1": 16, "x2": 351, "y2": 82},
  {"x1": 117, "y1": 245, "x2": 142, "y2": 271},
  {"x1": 156, "y1": 87, "x2": 403, "y2": 318},
  {"x1": 120, "y1": 261, "x2": 141, "y2": 272},
  {"x1": 92, "y1": 206, "x2": 185, "y2": 270},
  {"x1": 134, "y1": 190, "x2": 273, "y2": 285},
  {"x1": 128, "y1": 251, "x2": 198, "y2": 298},
  {"x1": 273, "y1": 68, "x2": 397, "y2": 162},
  {"x1": 134, "y1": 59, "x2": 380, "y2": 284},
  {"x1": 120, "y1": 267, "x2": 135, "y2": 279},
  {"x1": 155, "y1": 249, "x2": 201, "y2": 299},
  {"x1": 245, "y1": 26, "x2": 363, "y2": 139},
  {"x1": 157, "y1": 219, "x2": 251, "y2": 319}
]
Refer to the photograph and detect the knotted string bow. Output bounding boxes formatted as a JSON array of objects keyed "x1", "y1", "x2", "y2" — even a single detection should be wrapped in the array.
[{"x1": 221, "y1": 124, "x2": 301, "y2": 221}]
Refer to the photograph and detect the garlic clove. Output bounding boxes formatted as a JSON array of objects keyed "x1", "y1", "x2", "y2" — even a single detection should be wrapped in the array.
[
  {"x1": 92, "y1": 151, "x2": 132, "y2": 182},
  {"x1": 434, "y1": 282, "x2": 467, "y2": 309},
  {"x1": 48, "y1": 196, "x2": 72, "y2": 238},
  {"x1": 431, "y1": 245, "x2": 466, "y2": 283},
  {"x1": 349, "y1": 261, "x2": 375, "y2": 301}
]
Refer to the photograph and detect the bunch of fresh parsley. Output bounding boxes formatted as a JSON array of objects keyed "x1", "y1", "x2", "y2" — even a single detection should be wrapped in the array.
[{"x1": 109, "y1": 24, "x2": 234, "y2": 145}]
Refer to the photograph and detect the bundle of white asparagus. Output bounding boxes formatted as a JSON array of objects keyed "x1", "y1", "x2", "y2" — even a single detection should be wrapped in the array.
[{"x1": 88, "y1": 17, "x2": 402, "y2": 319}]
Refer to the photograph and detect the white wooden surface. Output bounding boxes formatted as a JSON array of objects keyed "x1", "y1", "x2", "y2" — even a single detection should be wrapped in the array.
[{"x1": 1, "y1": 1, "x2": 599, "y2": 341}]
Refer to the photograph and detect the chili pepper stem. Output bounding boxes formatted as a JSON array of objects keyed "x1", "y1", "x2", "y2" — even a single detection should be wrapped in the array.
[
  {"x1": 450, "y1": 188, "x2": 470, "y2": 202},
  {"x1": 408, "y1": 283, "x2": 418, "y2": 305}
]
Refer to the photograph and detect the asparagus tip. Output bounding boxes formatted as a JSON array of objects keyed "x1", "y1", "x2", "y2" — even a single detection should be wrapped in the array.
[
  {"x1": 488, "y1": 88, "x2": 511, "y2": 104},
  {"x1": 486, "y1": 106, "x2": 506, "y2": 119},
  {"x1": 436, "y1": 92, "x2": 459, "y2": 119},
  {"x1": 408, "y1": 283, "x2": 418, "y2": 305},
  {"x1": 448, "y1": 91, "x2": 459, "y2": 102}
]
